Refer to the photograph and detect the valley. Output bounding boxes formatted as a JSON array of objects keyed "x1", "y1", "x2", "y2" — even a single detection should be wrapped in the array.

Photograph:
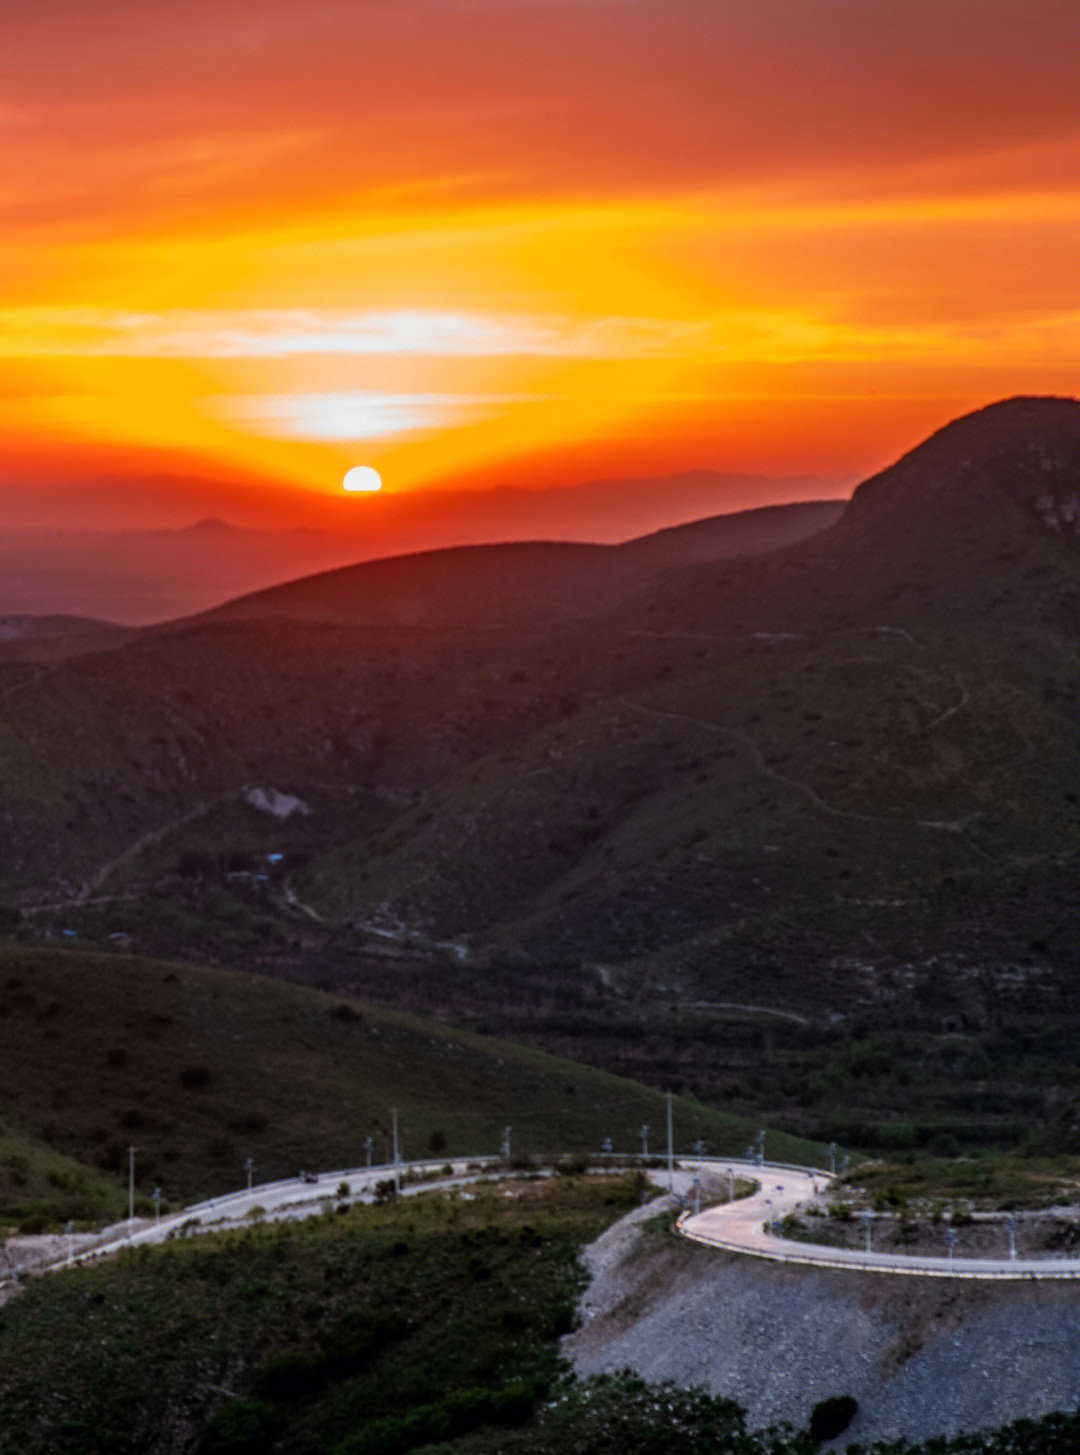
[{"x1": 7, "y1": 402, "x2": 1080, "y2": 1157}]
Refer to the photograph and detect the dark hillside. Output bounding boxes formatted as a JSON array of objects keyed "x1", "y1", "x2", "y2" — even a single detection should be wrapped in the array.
[
  {"x1": 202, "y1": 500, "x2": 842, "y2": 629},
  {"x1": 0, "y1": 946, "x2": 809, "y2": 1210},
  {"x1": 6, "y1": 402, "x2": 1080, "y2": 1151}
]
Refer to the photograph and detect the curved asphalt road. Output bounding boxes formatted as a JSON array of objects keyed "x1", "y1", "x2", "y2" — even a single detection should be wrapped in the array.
[
  {"x1": 677, "y1": 1159, "x2": 1080, "y2": 1280},
  {"x1": 8, "y1": 1157, "x2": 502, "y2": 1281},
  {"x1": 13, "y1": 1155, "x2": 1080, "y2": 1285}
]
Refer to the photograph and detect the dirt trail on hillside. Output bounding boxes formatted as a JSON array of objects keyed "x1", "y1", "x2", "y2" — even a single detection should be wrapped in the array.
[{"x1": 565, "y1": 1201, "x2": 1080, "y2": 1446}]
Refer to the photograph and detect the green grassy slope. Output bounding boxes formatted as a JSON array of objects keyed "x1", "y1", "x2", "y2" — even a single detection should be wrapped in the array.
[{"x1": 0, "y1": 947, "x2": 826, "y2": 1219}]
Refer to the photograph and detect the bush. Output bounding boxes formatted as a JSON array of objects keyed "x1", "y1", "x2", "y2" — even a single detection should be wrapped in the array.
[
  {"x1": 198, "y1": 1398, "x2": 282, "y2": 1454},
  {"x1": 332, "y1": 1380, "x2": 539, "y2": 1455},
  {"x1": 808, "y1": 1393, "x2": 858, "y2": 1441}
]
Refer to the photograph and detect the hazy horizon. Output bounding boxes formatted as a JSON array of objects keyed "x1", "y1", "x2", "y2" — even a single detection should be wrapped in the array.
[{"x1": 0, "y1": 468, "x2": 850, "y2": 624}]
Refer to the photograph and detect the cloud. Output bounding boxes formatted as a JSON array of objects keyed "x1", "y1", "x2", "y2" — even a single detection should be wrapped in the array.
[
  {"x1": 0, "y1": 307, "x2": 712, "y2": 360},
  {"x1": 205, "y1": 390, "x2": 551, "y2": 440}
]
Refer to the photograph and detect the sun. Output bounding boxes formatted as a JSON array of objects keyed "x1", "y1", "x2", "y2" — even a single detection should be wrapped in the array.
[{"x1": 343, "y1": 465, "x2": 383, "y2": 492}]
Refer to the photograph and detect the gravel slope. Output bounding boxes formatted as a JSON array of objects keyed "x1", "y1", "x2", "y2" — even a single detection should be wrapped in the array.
[{"x1": 564, "y1": 1199, "x2": 1080, "y2": 1445}]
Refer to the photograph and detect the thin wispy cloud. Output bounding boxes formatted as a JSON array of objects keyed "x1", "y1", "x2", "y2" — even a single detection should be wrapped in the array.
[
  {"x1": 208, "y1": 390, "x2": 552, "y2": 440},
  {"x1": 0, "y1": 307, "x2": 713, "y2": 360}
]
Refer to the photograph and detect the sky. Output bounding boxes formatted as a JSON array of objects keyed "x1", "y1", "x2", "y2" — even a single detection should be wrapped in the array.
[{"x1": 4, "y1": 0, "x2": 1080, "y2": 535}]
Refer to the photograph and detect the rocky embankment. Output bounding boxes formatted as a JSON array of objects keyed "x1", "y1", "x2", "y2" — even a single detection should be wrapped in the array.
[{"x1": 564, "y1": 1199, "x2": 1080, "y2": 1446}]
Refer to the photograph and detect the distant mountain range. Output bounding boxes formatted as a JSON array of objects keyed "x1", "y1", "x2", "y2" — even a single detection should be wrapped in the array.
[
  {"x1": 7, "y1": 397, "x2": 1080, "y2": 1151},
  {"x1": 0, "y1": 470, "x2": 842, "y2": 624}
]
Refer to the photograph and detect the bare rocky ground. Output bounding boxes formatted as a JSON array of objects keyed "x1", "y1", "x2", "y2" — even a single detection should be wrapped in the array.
[{"x1": 564, "y1": 1196, "x2": 1080, "y2": 1447}]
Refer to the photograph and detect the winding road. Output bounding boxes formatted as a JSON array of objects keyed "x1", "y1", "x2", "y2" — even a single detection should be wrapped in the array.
[
  {"x1": 13, "y1": 1155, "x2": 1080, "y2": 1287},
  {"x1": 677, "y1": 1159, "x2": 1080, "y2": 1280}
]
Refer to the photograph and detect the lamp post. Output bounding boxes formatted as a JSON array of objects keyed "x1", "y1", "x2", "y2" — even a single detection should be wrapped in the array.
[{"x1": 666, "y1": 1091, "x2": 674, "y2": 1194}]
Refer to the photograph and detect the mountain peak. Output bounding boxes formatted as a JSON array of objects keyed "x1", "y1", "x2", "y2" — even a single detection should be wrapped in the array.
[{"x1": 844, "y1": 396, "x2": 1080, "y2": 535}]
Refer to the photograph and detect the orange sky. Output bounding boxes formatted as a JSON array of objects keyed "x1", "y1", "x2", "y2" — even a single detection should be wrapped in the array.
[{"x1": 3, "y1": 0, "x2": 1080, "y2": 533}]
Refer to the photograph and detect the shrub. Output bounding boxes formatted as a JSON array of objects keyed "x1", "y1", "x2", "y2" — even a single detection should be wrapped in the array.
[
  {"x1": 252, "y1": 1351, "x2": 321, "y2": 1402},
  {"x1": 198, "y1": 1398, "x2": 282, "y2": 1454},
  {"x1": 808, "y1": 1393, "x2": 858, "y2": 1441}
]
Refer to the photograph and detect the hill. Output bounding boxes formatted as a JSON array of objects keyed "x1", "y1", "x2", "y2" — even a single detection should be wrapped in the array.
[
  {"x1": 202, "y1": 499, "x2": 842, "y2": 628},
  {"x1": 0, "y1": 946, "x2": 821, "y2": 1220},
  {"x1": 6, "y1": 401, "x2": 1080, "y2": 1154}
]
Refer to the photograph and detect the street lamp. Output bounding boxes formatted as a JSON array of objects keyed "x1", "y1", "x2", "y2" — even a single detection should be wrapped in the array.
[{"x1": 666, "y1": 1091, "x2": 674, "y2": 1194}]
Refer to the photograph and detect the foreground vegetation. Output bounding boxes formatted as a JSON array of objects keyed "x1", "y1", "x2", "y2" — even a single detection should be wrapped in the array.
[{"x1": 0, "y1": 1175, "x2": 1078, "y2": 1454}]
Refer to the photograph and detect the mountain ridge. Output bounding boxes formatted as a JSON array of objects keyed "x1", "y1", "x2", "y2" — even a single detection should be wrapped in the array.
[{"x1": 6, "y1": 398, "x2": 1080, "y2": 1152}]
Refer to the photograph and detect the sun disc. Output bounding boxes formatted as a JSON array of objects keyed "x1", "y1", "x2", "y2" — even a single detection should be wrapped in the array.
[{"x1": 343, "y1": 465, "x2": 382, "y2": 492}]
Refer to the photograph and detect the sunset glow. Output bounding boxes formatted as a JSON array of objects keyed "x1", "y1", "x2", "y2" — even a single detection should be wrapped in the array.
[{"x1": 4, "y1": 1, "x2": 1080, "y2": 533}]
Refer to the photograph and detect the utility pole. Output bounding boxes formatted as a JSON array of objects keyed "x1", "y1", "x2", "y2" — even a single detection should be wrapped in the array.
[
  {"x1": 392, "y1": 1108, "x2": 400, "y2": 1194},
  {"x1": 666, "y1": 1091, "x2": 674, "y2": 1193}
]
